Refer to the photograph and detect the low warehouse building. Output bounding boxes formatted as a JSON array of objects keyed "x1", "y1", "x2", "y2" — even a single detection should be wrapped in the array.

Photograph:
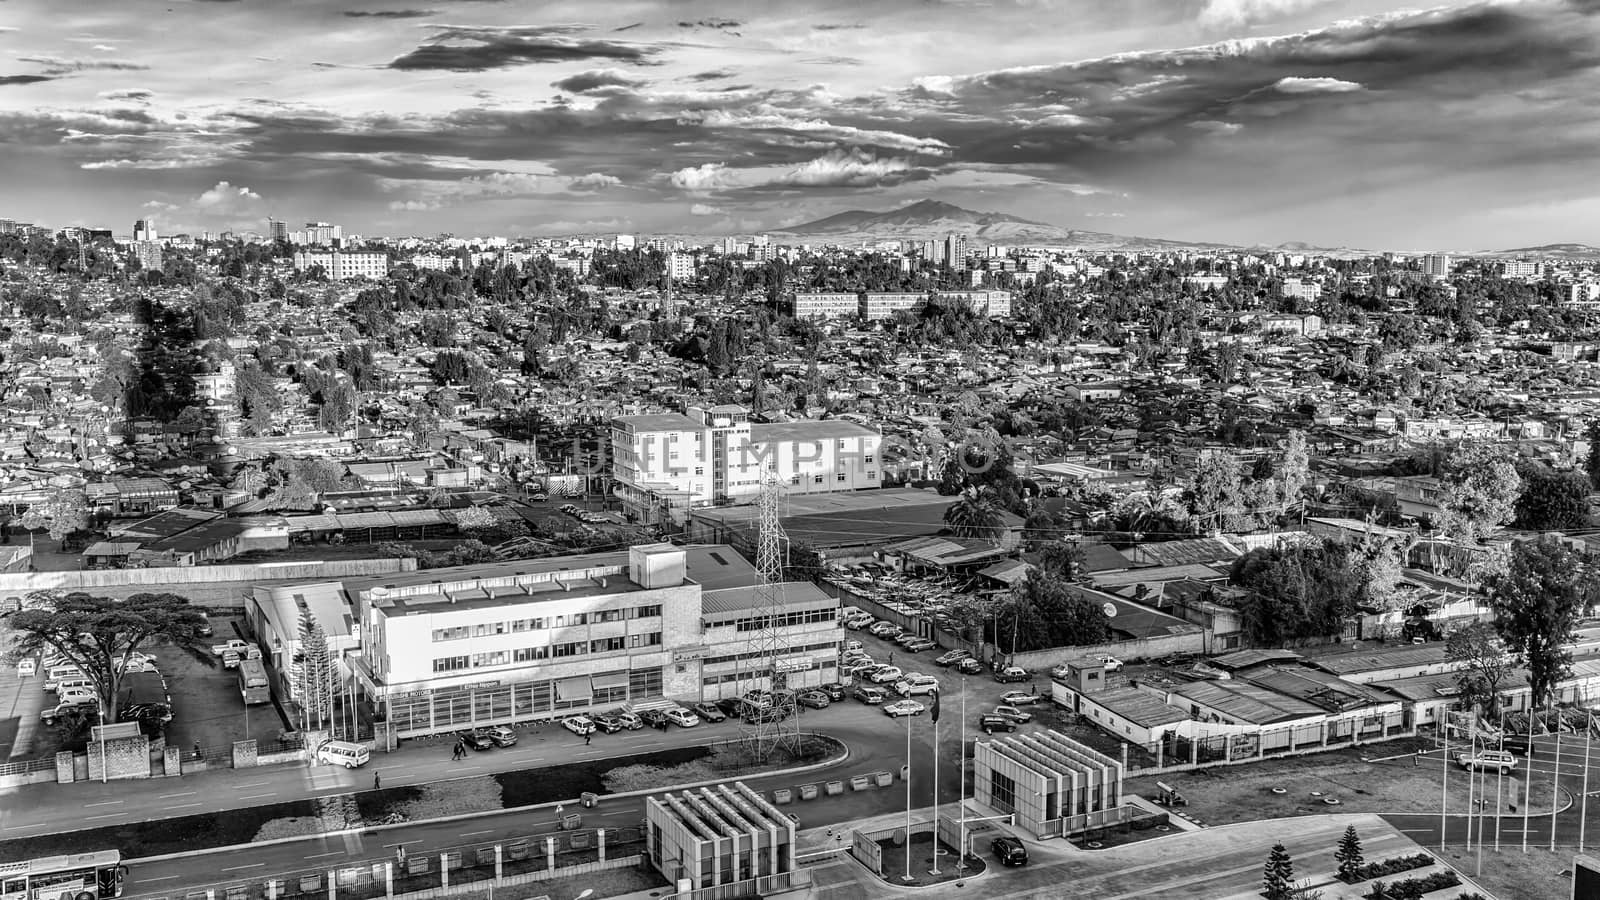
[
  {"x1": 645, "y1": 780, "x2": 801, "y2": 895},
  {"x1": 973, "y1": 729, "x2": 1125, "y2": 839}
]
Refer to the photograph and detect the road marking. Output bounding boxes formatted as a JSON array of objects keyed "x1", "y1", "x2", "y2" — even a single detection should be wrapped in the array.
[
  {"x1": 85, "y1": 814, "x2": 124, "y2": 821},
  {"x1": 84, "y1": 800, "x2": 124, "y2": 808},
  {"x1": 233, "y1": 781, "x2": 270, "y2": 788},
  {"x1": 462, "y1": 830, "x2": 494, "y2": 837},
  {"x1": 239, "y1": 792, "x2": 276, "y2": 800},
  {"x1": 305, "y1": 851, "x2": 343, "y2": 859},
  {"x1": 136, "y1": 875, "x2": 181, "y2": 882},
  {"x1": 382, "y1": 841, "x2": 420, "y2": 848},
  {"x1": 162, "y1": 803, "x2": 202, "y2": 810},
  {"x1": 0, "y1": 824, "x2": 47, "y2": 832},
  {"x1": 221, "y1": 864, "x2": 265, "y2": 872},
  {"x1": 157, "y1": 791, "x2": 197, "y2": 799}
]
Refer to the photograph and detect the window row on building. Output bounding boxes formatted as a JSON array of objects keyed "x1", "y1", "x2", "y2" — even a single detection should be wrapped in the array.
[
  {"x1": 703, "y1": 640, "x2": 840, "y2": 667},
  {"x1": 433, "y1": 632, "x2": 664, "y2": 672},
  {"x1": 430, "y1": 604, "x2": 662, "y2": 642},
  {"x1": 387, "y1": 667, "x2": 664, "y2": 735}
]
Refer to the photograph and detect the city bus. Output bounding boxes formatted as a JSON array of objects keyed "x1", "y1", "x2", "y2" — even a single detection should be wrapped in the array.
[
  {"x1": 0, "y1": 850, "x2": 126, "y2": 900},
  {"x1": 237, "y1": 656, "x2": 270, "y2": 705}
]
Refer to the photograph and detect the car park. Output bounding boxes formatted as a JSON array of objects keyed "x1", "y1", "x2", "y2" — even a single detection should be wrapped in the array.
[
  {"x1": 993, "y1": 666, "x2": 1030, "y2": 684},
  {"x1": 991, "y1": 836, "x2": 1029, "y2": 866},
  {"x1": 992, "y1": 705, "x2": 1032, "y2": 724},
  {"x1": 691, "y1": 702, "x2": 726, "y2": 723},
  {"x1": 883, "y1": 699, "x2": 926, "y2": 718},
  {"x1": 797, "y1": 690, "x2": 831, "y2": 709},
  {"x1": 853, "y1": 685, "x2": 887, "y2": 705},
  {"x1": 935, "y1": 649, "x2": 972, "y2": 667},
  {"x1": 458, "y1": 729, "x2": 494, "y2": 751},
  {"x1": 979, "y1": 714, "x2": 1016, "y2": 734},
  {"x1": 870, "y1": 666, "x2": 904, "y2": 684},
  {"x1": 591, "y1": 713, "x2": 627, "y2": 734},
  {"x1": 479, "y1": 725, "x2": 517, "y2": 747},
  {"x1": 1001, "y1": 689, "x2": 1044, "y2": 706},
  {"x1": 955, "y1": 658, "x2": 985, "y2": 675},
  {"x1": 665, "y1": 708, "x2": 701, "y2": 728}
]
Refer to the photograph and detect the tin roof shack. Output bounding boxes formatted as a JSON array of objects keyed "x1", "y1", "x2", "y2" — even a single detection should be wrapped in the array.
[{"x1": 644, "y1": 781, "x2": 800, "y2": 895}]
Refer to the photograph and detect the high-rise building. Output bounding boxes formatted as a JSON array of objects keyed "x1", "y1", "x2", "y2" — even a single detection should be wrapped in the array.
[
  {"x1": 1421, "y1": 254, "x2": 1451, "y2": 279},
  {"x1": 615, "y1": 234, "x2": 636, "y2": 251},
  {"x1": 267, "y1": 218, "x2": 289, "y2": 242},
  {"x1": 303, "y1": 222, "x2": 342, "y2": 246},
  {"x1": 667, "y1": 251, "x2": 697, "y2": 281},
  {"x1": 293, "y1": 249, "x2": 389, "y2": 280},
  {"x1": 944, "y1": 233, "x2": 969, "y2": 269},
  {"x1": 131, "y1": 241, "x2": 163, "y2": 272},
  {"x1": 132, "y1": 219, "x2": 157, "y2": 242}
]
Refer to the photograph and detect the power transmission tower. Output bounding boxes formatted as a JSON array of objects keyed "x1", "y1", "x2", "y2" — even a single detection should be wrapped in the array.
[{"x1": 739, "y1": 478, "x2": 802, "y2": 760}]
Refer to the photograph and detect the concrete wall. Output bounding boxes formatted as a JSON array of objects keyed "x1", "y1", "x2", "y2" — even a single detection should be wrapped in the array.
[
  {"x1": 0, "y1": 558, "x2": 417, "y2": 605},
  {"x1": 1011, "y1": 631, "x2": 1205, "y2": 670},
  {"x1": 87, "y1": 732, "x2": 151, "y2": 780}
]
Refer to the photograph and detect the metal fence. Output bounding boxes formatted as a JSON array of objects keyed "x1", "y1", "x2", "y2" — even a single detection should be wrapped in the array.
[
  {"x1": 126, "y1": 826, "x2": 647, "y2": 900},
  {"x1": 0, "y1": 756, "x2": 55, "y2": 778}
]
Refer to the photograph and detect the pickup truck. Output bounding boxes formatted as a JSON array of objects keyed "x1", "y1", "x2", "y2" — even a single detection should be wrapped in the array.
[
  {"x1": 1454, "y1": 750, "x2": 1516, "y2": 773},
  {"x1": 211, "y1": 639, "x2": 251, "y2": 657}
]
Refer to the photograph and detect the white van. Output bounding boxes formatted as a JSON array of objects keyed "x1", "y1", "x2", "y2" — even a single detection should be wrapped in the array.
[
  {"x1": 55, "y1": 675, "x2": 93, "y2": 694},
  {"x1": 44, "y1": 666, "x2": 86, "y2": 693},
  {"x1": 316, "y1": 740, "x2": 370, "y2": 769},
  {"x1": 16, "y1": 658, "x2": 36, "y2": 677}
]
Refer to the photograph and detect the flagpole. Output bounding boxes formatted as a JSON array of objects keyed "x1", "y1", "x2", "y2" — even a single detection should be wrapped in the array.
[
  {"x1": 1551, "y1": 698, "x2": 1563, "y2": 853},
  {"x1": 1581, "y1": 708, "x2": 1593, "y2": 852},
  {"x1": 1524, "y1": 698, "x2": 1535, "y2": 852},
  {"x1": 1440, "y1": 712, "x2": 1449, "y2": 854},
  {"x1": 930, "y1": 696, "x2": 941, "y2": 876},
  {"x1": 959, "y1": 676, "x2": 968, "y2": 870},
  {"x1": 1495, "y1": 710, "x2": 1505, "y2": 851},
  {"x1": 1465, "y1": 718, "x2": 1477, "y2": 852},
  {"x1": 903, "y1": 708, "x2": 913, "y2": 883}
]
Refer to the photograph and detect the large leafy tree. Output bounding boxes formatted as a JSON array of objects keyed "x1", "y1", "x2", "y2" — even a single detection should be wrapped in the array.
[
  {"x1": 2, "y1": 591, "x2": 209, "y2": 724},
  {"x1": 1434, "y1": 443, "x2": 1522, "y2": 546},
  {"x1": 1587, "y1": 420, "x2": 1600, "y2": 488},
  {"x1": 992, "y1": 571, "x2": 1110, "y2": 652},
  {"x1": 943, "y1": 488, "x2": 1006, "y2": 542},
  {"x1": 1489, "y1": 535, "x2": 1596, "y2": 707},
  {"x1": 1513, "y1": 461, "x2": 1591, "y2": 531},
  {"x1": 19, "y1": 489, "x2": 93, "y2": 547},
  {"x1": 1446, "y1": 621, "x2": 1512, "y2": 716}
]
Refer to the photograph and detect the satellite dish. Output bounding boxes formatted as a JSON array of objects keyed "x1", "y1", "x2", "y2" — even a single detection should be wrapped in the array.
[{"x1": 1102, "y1": 602, "x2": 1118, "y2": 619}]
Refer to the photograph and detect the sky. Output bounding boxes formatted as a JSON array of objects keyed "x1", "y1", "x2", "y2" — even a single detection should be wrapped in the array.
[{"x1": 1, "y1": 0, "x2": 1598, "y2": 250}]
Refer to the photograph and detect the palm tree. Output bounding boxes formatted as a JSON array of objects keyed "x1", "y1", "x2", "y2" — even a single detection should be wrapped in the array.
[{"x1": 943, "y1": 489, "x2": 1006, "y2": 543}]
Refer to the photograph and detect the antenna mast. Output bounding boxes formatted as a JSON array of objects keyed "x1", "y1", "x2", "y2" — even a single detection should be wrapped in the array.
[{"x1": 739, "y1": 477, "x2": 802, "y2": 760}]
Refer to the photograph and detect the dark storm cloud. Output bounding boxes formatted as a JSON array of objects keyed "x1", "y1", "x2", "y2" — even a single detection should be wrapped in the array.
[
  {"x1": 0, "y1": 74, "x2": 54, "y2": 85},
  {"x1": 688, "y1": 69, "x2": 735, "y2": 81},
  {"x1": 677, "y1": 18, "x2": 741, "y2": 30},
  {"x1": 552, "y1": 69, "x2": 647, "y2": 93},
  {"x1": 388, "y1": 25, "x2": 662, "y2": 71},
  {"x1": 17, "y1": 55, "x2": 149, "y2": 74},
  {"x1": 343, "y1": 9, "x2": 436, "y2": 18}
]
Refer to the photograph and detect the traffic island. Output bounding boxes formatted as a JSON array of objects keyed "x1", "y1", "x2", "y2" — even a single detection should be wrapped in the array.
[{"x1": 871, "y1": 832, "x2": 983, "y2": 887}]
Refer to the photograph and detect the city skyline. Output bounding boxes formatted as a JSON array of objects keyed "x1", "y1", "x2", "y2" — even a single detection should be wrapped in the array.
[{"x1": 1, "y1": 0, "x2": 1598, "y2": 249}]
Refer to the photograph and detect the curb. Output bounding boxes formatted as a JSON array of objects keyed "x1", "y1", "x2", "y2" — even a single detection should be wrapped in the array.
[{"x1": 127, "y1": 733, "x2": 850, "y2": 865}]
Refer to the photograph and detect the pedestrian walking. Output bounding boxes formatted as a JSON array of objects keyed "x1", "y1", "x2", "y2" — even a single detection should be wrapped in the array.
[
  {"x1": 888, "y1": 651, "x2": 895, "y2": 665},
  {"x1": 584, "y1": 732, "x2": 591, "y2": 746},
  {"x1": 193, "y1": 741, "x2": 202, "y2": 759},
  {"x1": 395, "y1": 845, "x2": 406, "y2": 867},
  {"x1": 373, "y1": 772, "x2": 381, "y2": 791}
]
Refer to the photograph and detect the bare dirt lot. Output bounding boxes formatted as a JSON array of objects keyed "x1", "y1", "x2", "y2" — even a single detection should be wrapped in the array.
[{"x1": 1126, "y1": 743, "x2": 1556, "y2": 825}]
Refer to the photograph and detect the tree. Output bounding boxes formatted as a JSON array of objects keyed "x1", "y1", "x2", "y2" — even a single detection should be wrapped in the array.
[
  {"x1": 295, "y1": 608, "x2": 334, "y2": 733},
  {"x1": 1263, "y1": 843, "x2": 1295, "y2": 900},
  {"x1": 1513, "y1": 462, "x2": 1591, "y2": 531},
  {"x1": 1587, "y1": 420, "x2": 1600, "y2": 488},
  {"x1": 1277, "y1": 430, "x2": 1309, "y2": 516},
  {"x1": 1186, "y1": 451, "x2": 1245, "y2": 533},
  {"x1": 943, "y1": 488, "x2": 1006, "y2": 542},
  {"x1": 2, "y1": 591, "x2": 209, "y2": 724},
  {"x1": 1490, "y1": 535, "x2": 1596, "y2": 707},
  {"x1": 1334, "y1": 825, "x2": 1363, "y2": 883},
  {"x1": 1446, "y1": 621, "x2": 1511, "y2": 716},
  {"x1": 992, "y1": 571, "x2": 1111, "y2": 652},
  {"x1": 19, "y1": 489, "x2": 93, "y2": 547},
  {"x1": 1434, "y1": 443, "x2": 1521, "y2": 547}
]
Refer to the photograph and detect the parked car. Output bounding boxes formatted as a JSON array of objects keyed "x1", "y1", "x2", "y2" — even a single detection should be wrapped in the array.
[
  {"x1": 211, "y1": 639, "x2": 251, "y2": 657},
  {"x1": 870, "y1": 666, "x2": 904, "y2": 684},
  {"x1": 591, "y1": 714, "x2": 628, "y2": 734},
  {"x1": 894, "y1": 631, "x2": 924, "y2": 647},
  {"x1": 853, "y1": 685, "x2": 888, "y2": 705},
  {"x1": 478, "y1": 725, "x2": 517, "y2": 747},
  {"x1": 797, "y1": 690, "x2": 831, "y2": 709},
  {"x1": 691, "y1": 702, "x2": 726, "y2": 723},
  {"x1": 991, "y1": 836, "x2": 1029, "y2": 867},
  {"x1": 222, "y1": 650, "x2": 242, "y2": 670},
  {"x1": 954, "y1": 658, "x2": 985, "y2": 675},
  {"x1": 195, "y1": 612, "x2": 215, "y2": 637},
  {"x1": 904, "y1": 638, "x2": 938, "y2": 652},
  {"x1": 843, "y1": 639, "x2": 864, "y2": 652},
  {"x1": 895, "y1": 674, "x2": 941, "y2": 697},
  {"x1": 845, "y1": 660, "x2": 882, "y2": 677},
  {"x1": 716, "y1": 697, "x2": 746, "y2": 718},
  {"x1": 1096, "y1": 654, "x2": 1124, "y2": 672},
  {"x1": 935, "y1": 649, "x2": 973, "y2": 667},
  {"x1": 844, "y1": 614, "x2": 874, "y2": 630},
  {"x1": 122, "y1": 702, "x2": 174, "y2": 725},
  {"x1": 611, "y1": 711, "x2": 644, "y2": 730},
  {"x1": 457, "y1": 730, "x2": 494, "y2": 751},
  {"x1": 1001, "y1": 690, "x2": 1044, "y2": 706},
  {"x1": 817, "y1": 682, "x2": 847, "y2": 701},
  {"x1": 665, "y1": 708, "x2": 701, "y2": 728},
  {"x1": 883, "y1": 699, "x2": 926, "y2": 718},
  {"x1": 561, "y1": 715, "x2": 596, "y2": 736},
  {"x1": 868, "y1": 621, "x2": 900, "y2": 637},
  {"x1": 639, "y1": 709, "x2": 671, "y2": 729},
  {"x1": 978, "y1": 714, "x2": 1016, "y2": 735},
  {"x1": 991, "y1": 705, "x2": 1032, "y2": 724},
  {"x1": 1455, "y1": 750, "x2": 1515, "y2": 773},
  {"x1": 746, "y1": 705, "x2": 792, "y2": 724},
  {"x1": 993, "y1": 666, "x2": 1030, "y2": 684}
]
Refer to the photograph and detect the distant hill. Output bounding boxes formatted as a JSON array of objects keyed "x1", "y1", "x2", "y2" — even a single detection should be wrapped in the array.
[
  {"x1": 1485, "y1": 243, "x2": 1600, "y2": 258},
  {"x1": 771, "y1": 200, "x2": 1232, "y2": 251}
]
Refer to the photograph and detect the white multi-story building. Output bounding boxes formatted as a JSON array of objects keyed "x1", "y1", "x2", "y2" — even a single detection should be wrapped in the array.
[
  {"x1": 615, "y1": 233, "x2": 636, "y2": 251},
  {"x1": 1500, "y1": 260, "x2": 1542, "y2": 279},
  {"x1": 409, "y1": 254, "x2": 460, "y2": 272},
  {"x1": 858, "y1": 290, "x2": 1012, "y2": 321},
  {"x1": 1421, "y1": 254, "x2": 1451, "y2": 279},
  {"x1": 611, "y1": 405, "x2": 881, "y2": 525},
  {"x1": 668, "y1": 251, "x2": 697, "y2": 281},
  {"x1": 1570, "y1": 281, "x2": 1600, "y2": 307},
  {"x1": 1280, "y1": 278, "x2": 1321, "y2": 302},
  {"x1": 131, "y1": 241, "x2": 163, "y2": 273},
  {"x1": 300, "y1": 221, "x2": 342, "y2": 246},
  {"x1": 788, "y1": 291, "x2": 860, "y2": 320},
  {"x1": 132, "y1": 219, "x2": 157, "y2": 242},
  {"x1": 250, "y1": 543, "x2": 842, "y2": 738},
  {"x1": 293, "y1": 250, "x2": 390, "y2": 280}
]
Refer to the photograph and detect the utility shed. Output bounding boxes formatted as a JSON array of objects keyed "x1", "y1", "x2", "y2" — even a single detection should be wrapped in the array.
[{"x1": 645, "y1": 780, "x2": 800, "y2": 895}]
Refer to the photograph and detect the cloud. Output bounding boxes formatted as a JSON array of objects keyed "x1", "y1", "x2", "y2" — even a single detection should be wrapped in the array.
[
  {"x1": 678, "y1": 18, "x2": 741, "y2": 31},
  {"x1": 0, "y1": 74, "x2": 53, "y2": 86},
  {"x1": 17, "y1": 55, "x2": 148, "y2": 74},
  {"x1": 389, "y1": 25, "x2": 661, "y2": 71},
  {"x1": 1272, "y1": 76, "x2": 1363, "y2": 94},
  {"x1": 687, "y1": 69, "x2": 735, "y2": 82},
  {"x1": 388, "y1": 199, "x2": 441, "y2": 211},
  {"x1": 1188, "y1": 119, "x2": 1242, "y2": 135},
  {"x1": 194, "y1": 181, "x2": 263, "y2": 213},
  {"x1": 91, "y1": 44, "x2": 116, "y2": 51},
  {"x1": 99, "y1": 88, "x2": 153, "y2": 102},
  {"x1": 568, "y1": 172, "x2": 621, "y2": 191},
  {"x1": 552, "y1": 68, "x2": 646, "y2": 93},
  {"x1": 693, "y1": 109, "x2": 951, "y2": 155},
  {"x1": 343, "y1": 9, "x2": 436, "y2": 18},
  {"x1": 668, "y1": 162, "x2": 739, "y2": 192},
  {"x1": 142, "y1": 200, "x2": 179, "y2": 211},
  {"x1": 812, "y1": 23, "x2": 864, "y2": 31},
  {"x1": 1197, "y1": 0, "x2": 1331, "y2": 30},
  {"x1": 780, "y1": 149, "x2": 925, "y2": 188},
  {"x1": 689, "y1": 203, "x2": 723, "y2": 216}
]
